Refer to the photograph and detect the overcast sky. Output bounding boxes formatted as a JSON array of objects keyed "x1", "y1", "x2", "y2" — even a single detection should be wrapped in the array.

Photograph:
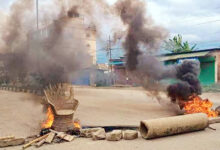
[
  {"x1": 1, "y1": 0, "x2": 220, "y2": 45},
  {"x1": 107, "y1": 0, "x2": 220, "y2": 44}
]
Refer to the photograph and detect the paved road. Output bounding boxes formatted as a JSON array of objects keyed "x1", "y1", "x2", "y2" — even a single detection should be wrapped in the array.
[{"x1": 0, "y1": 87, "x2": 220, "y2": 150}]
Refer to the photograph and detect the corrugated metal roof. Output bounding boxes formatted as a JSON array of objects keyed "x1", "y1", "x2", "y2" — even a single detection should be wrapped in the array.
[{"x1": 158, "y1": 51, "x2": 210, "y2": 61}]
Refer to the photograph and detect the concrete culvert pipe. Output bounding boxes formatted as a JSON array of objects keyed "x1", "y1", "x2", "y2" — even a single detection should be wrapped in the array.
[{"x1": 140, "y1": 113, "x2": 208, "y2": 139}]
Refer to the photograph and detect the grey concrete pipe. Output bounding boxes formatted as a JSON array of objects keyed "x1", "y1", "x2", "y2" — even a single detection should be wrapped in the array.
[{"x1": 140, "y1": 113, "x2": 208, "y2": 139}]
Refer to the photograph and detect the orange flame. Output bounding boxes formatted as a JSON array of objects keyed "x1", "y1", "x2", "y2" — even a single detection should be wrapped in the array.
[
  {"x1": 73, "y1": 119, "x2": 81, "y2": 129},
  {"x1": 184, "y1": 95, "x2": 218, "y2": 117},
  {"x1": 74, "y1": 122, "x2": 81, "y2": 129},
  {"x1": 42, "y1": 106, "x2": 54, "y2": 128}
]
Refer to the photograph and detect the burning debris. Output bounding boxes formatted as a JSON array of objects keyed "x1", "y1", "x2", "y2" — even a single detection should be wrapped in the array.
[
  {"x1": 167, "y1": 61, "x2": 201, "y2": 104},
  {"x1": 43, "y1": 84, "x2": 79, "y2": 132},
  {"x1": 113, "y1": 0, "x2": 208, "y2": 116},
  {"x1": 0, "y1": 0, "x2": 207, "y2": 114},
  {"x1": 41, "y1": 106, "x2": 54, "y2": 129},
  {"x1": 18, "y1": 84, "x2": 82, "y2": 149},
  {"x1": 184, "y1": 95, "x2": 218, "y2": 117},
  {"x1": 1, "y1": 0, "x2": 220, "y2": 148}
]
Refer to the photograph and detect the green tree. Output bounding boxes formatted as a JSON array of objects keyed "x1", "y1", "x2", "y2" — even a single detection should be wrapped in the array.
[{"x1": 164, "y1": 34, "x2": 196, "y2": 53}]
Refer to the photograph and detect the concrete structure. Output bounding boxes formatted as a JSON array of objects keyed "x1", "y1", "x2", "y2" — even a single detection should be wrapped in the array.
[{"x1": 29, "y1": 16, "x2": 97, "y2": 65}]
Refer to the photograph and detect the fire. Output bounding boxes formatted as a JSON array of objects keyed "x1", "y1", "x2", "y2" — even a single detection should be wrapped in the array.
[
  {"x1": 42, "y1": 106, "x2": 54, "y2": 128},
  {"x1": 73, "y1": 118, "x2": 81, "y2": 129},
  {"x1": 184, "y1": 95, "x2": 218, "y2": 117},
  {"x1": 74, "y1": 122, "x2": 81, "y2": 129}
]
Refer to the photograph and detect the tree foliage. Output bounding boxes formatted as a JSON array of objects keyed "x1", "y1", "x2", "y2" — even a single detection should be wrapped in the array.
[{"x1": 164, "y1": 34, "x2": 196, "y2": 53}]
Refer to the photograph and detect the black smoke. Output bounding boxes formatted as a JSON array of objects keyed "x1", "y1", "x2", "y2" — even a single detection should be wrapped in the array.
[
  {"x1": 114, "y1": 0, "x2": 202, "y2": 106},
  {"x1": 115, "y1": 0, "x2": 167, "y2": 71},
  {"x1": 168, "y1": 60, "x2": 201, "y2": 103}
]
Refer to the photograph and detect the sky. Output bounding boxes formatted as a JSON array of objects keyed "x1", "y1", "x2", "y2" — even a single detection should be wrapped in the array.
[
  {"x1": 1, "y1": 0, "x2": 220, "y2": 63},
  {"x1": 1, "y1": 0, "x2": 220, "y2": 43},
  {"x1": 103, "y1": 0, "x2": 220, "y2": 62},
  {"x1": 106, "y1": 0, "x2": 220, "y2": 44}
]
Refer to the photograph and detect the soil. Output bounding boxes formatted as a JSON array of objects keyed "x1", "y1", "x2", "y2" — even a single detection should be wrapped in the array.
[{"x1": 1, "y1": 86, "x2": 220, "y2": 150}]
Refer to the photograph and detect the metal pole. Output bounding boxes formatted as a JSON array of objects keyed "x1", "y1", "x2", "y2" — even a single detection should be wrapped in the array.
[
  {"x1": 108, "y1": 35, "x2": 114, "y2": 85},
  {"x1": 36, "y1": 0, "x2": 39, "y2": 30},
  {"x1": 108, "y1": 35, "x2": 112, "y2": 72}
]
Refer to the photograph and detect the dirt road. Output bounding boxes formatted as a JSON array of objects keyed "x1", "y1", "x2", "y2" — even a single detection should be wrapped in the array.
[{"x1": 1, "y1": 87, "x2": 220, "y2": 150}]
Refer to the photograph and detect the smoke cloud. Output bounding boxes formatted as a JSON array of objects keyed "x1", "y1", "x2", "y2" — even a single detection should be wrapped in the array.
[
  {"x1": 0, "y1": 0, "x2": 202, "y2": 106},
  {"x1": 115, "y1": 0, "x2": 167, "y2": 70},
  {"x1": 114, "y1": 0, "x2": 202, "y2": 106},
  {"x1": 0, "y1": 0, "x2": 92, "y2": 88},
  {"x1": 168, "y1": 61, "x2": 201, "y2": 104}
]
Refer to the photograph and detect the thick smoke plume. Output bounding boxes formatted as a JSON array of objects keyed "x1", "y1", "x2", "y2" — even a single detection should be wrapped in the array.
[
  {"x1": 0, "y1": 0, "x2": 92, "y2": 88},
  {"x1": 168, "y1": 61, "x2": 201, "y2": 105},
  {"x1": 0, "y1": 0, "x2": 202, "y2": 105},
  {"x1": 115, "y1": 0, "x2": 167, "y2": 71},
  {"x1": 114, "y1": 0, "x2": 202, "y2": 105},
  {"x1": 0, "y1": 0, "x2": 124, "y2": 89}
]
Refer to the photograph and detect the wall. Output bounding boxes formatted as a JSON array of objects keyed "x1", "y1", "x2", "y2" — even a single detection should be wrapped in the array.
[
  {"x1": 164, "y1": 56, "x2": 216, "y2": 85},
  {"x1": 198, "y1": 56, "x2": 215, "y2": 85},
  {"x1": 216, "y1": 54, "x2": 220, "y2": 82},
  {"x1": 85, "y1": 28, "x2": 96, "y2": 64}
]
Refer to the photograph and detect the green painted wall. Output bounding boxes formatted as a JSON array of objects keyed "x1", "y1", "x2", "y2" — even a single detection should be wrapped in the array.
[
  {"x1": 163, "y1": 56, "x2": 216, "y2": 85},
  {"x1": 198, "y1": 57, "x2": 215, "y2": 85}
]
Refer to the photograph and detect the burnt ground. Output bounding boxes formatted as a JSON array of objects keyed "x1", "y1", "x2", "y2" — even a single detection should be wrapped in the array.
[{"x1": 0, "y1": 86, "x2": 220, "y2": 150}]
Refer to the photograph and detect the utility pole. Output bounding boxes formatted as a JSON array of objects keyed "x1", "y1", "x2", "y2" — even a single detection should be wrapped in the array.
[
  {"x1": 108, "y1": 35, "x2": 112, "y2": 73},
  {"x1": 36, "y1": 0, "x2": 39, "y2": 30},
  {"x1": 107, "y1": 35, "x2": 114, "y2": 85}
]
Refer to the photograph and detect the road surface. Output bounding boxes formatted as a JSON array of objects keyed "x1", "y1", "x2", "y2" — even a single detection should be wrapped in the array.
[{"x1": 0, "y1": 86, "x2": 220, "y2": 150}]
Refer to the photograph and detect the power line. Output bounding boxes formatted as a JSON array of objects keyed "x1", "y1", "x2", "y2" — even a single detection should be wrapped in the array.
[
  {"x1": 96, "y1": 47, "x2": 123, "y2": 51},
  {"x1": 195, "y1": 19, "x2": 220, "y2": 25},
  {"x1": 174, "y1": 15, "x2": 217, "y2": 24}
]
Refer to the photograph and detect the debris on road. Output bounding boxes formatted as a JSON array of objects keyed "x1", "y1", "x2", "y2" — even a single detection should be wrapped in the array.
[
  {"x1": 140, "y1": 113, "x2": 220, "y2": 139},
  {"x1": 0, "y1": 136, "x2": 25, "y2": 148},
  {"x1": 106, "y1": 130, "x2": 122, "y2": 141},
  {"x1": 92, "y1": 128, "x2": 106, "y2": 140},
  {"x1": 123, "y1": 130, "x2": 138, "y2": 140}
]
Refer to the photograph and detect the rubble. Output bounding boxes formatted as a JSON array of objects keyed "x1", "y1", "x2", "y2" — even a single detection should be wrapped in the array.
[
  {"x1": 45, "y1": 132, "x2": 56, "y2": 143},
  {"x1": 123, "y1": 130, "x2": 138, "y2": 140},
  {"x1": 35, "y1": 139, "x2": 46, "y2": 148},
  {"x1": 80, "y1": 128, "x2": 103, "y2": 138},
  {"x1": 0, "y1": 136, "x2": 25, "y2": 148},
  {"x1": 106, "y1": 130, "x2": 122, "y2": 141},
  {"x1": 22, "y1": 133, "x2": 49, "y2": 149},
  {"x1": 50, "y1": 129, "x2": 75, "y2": 142},
  {"x1": 0, "y1": 136, "x2": 15, "y2": 140},
  {"x1": 92, "y1": 128, "x2": 106, "y2": 140}
]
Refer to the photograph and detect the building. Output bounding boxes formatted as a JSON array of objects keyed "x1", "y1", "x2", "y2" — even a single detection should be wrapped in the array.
[
  {"x1": 159, "y1": 48, "x2": 220, "y2": 85},
  {"x1": 110, "y1": 48, "x2": 220, "y2": 85},
  {"x1": 27, "y1": 15, "x2": 97, "y2": 85},
  {"x1": 29, "y1": 16, "x2": 97, "y2": 65}
]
